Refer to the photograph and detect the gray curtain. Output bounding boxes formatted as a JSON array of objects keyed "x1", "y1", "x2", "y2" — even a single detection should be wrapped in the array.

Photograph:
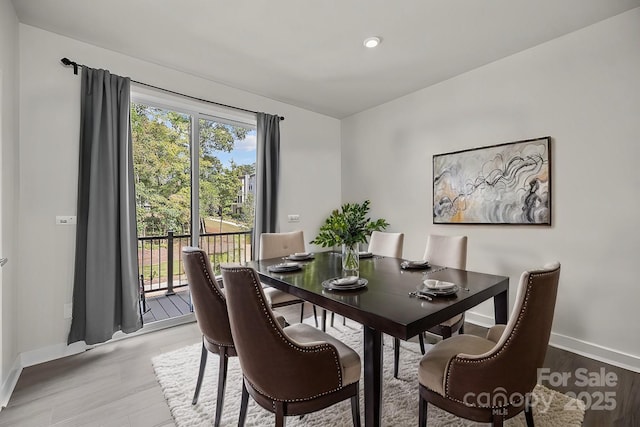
[
  {"x1": 68, "y1": 67, "x2": 142, "y2": 345},
  {"x1": 252, "y1": 113, "x2": 280, "y2": 259}
]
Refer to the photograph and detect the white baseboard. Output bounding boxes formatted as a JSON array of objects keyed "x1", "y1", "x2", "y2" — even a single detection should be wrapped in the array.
[
  {"x1": 20, "y1": 341, "x2": 87, "y2": 368},
  {"x1": 1, "y1": 340, "x2": 89, "y2": 411},
  {"x1": 0, "y1": 314, "x2": 196, "y2": 412},
  {"x1": 550, "y1": 332, "x2": 640, "y2": 374},
  {"x1": 0, "y1": 358, "x2": 22, "y2": 409},
  {"x1": 465, "y1": 311, "x2": 640, "y2": 373},
  {"x1": 464, "y1": 311, "x2": 496, "y2": 329}
]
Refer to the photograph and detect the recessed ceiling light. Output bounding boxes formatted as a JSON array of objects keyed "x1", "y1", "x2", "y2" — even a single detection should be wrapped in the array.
[{"x1": 363, "y1": 37, "x2": 381, "y2": 48}]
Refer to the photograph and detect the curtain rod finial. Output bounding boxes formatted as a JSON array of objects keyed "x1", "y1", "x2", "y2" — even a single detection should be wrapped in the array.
[{"x1": 61, "y1": 57, "x2": 79, "y2": 75}]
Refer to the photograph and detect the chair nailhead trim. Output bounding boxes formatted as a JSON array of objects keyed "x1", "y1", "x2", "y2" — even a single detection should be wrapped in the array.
[
  {"x1": 224, "y1": 266, "x2": 346, "y2": 402},
  {"x1": 195, "y1": 252, "x2": 225, "y2": 300},
  {"x1": 191, "y1": 252, "x2": 233, "y2": 349},
  {"x1": 443, "y1": 267, "x2": 559, "y2": 409}
]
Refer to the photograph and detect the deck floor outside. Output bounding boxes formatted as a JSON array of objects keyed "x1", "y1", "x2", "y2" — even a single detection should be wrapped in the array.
[{"x1": 141, "y1": 288, "x2": 192, "y2": 324}]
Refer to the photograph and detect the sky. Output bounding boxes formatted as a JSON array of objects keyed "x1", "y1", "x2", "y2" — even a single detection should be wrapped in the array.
[{"x1": 216, "y1": 129, "x2": 256, "y2": 169}]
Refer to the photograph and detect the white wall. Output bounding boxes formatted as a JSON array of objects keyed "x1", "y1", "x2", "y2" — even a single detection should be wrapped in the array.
[
  {"x1": 16, "y1": 25, "x2": 341, "y2": 358},
  {"x1": 342, "y1": 9, "x2": 640, "y2": 370},
  {"x1": 8, "y1": 3, "x2": 639, "y2": 393},
  {"x1": 0, "y1": 0, "x2": 20, "y2": 405}
]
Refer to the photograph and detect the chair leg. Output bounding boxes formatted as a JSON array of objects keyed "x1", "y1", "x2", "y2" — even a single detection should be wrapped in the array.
[
  {"x1": 418, "y1": 333, "x2": 426, "y2": 354},
  {"x1": 321, "y1": 309, "x2": 327, "y2": 332},
  {"x1": 300, "y1": 302, "x2": 304, "y2": 323},
  {"x1": 214, "y1": 347, "x2": 229, "y2": 427},
  {"x1": 330, "y1": 311, "x2": 335, "y2": 327},
  {"x1": 343, "y1": 315, "x2": 346, "y2": 326},
  {"x1": 418, "y1": 396, "x2": 428, "y2": 427},
  {"x1": 351, "y1": 390, "x2": 361, "y2": 427},
  {"x1": 491, "y1": 413, "x2": 504, "y2": 427},
  {"x1": 441, "y1": 326, "x2": 452, "y2": 339},
  {"x1": 192, "y1": 342, "x2": 208, "y2": 404},
  {"x1": 313, "y1": 305, "x2": 318, "y2": 327},
  {"x1": 459, "y1": 323, "x2": 465, "y2": 335},
  {"x1": 275, "y1": 401, "x2": 286, "y2": 427},
  {"x1": 393, "y1": 337, "x2": 400, "y2": 379},
  {"x1": 239, "y1": 381, "x2": 249, "y2": 427},
  {"x1": 524, "y1": 394, "x2": 535, "y2": 427}
]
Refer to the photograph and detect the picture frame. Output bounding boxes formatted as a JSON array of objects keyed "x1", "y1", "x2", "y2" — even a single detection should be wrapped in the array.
[{"x1": 433, "y1": 136, "x2": 551, "y2": 225}]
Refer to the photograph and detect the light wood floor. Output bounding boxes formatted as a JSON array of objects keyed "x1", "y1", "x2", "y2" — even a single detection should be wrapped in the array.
[
  {"x1": 0, "y1": 307, "x2": 637, "y2": 426},
  {"x1": 0, "y1": 321, "x2": 201, "y2": 427}
]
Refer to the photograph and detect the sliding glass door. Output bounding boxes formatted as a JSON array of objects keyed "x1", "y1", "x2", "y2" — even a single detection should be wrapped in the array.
[{"x1": 131, "y1": 97, "x2": 256, "y2": 322}]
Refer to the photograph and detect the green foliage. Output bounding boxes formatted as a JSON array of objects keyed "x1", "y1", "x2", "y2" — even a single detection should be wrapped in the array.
[
  {"x1": 132, "y1": 103, "x2": 255, "y2": 236},
  {"x1": 240, "y1": 192, "x2": 255, "y2": 224},
  {"x1": 310, "y1": 200, "x2": 389, "y2": 247}
]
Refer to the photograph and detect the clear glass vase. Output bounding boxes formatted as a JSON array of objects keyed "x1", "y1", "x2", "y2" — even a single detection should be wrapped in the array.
[{"x1": 341, "y1": 243, "x2": 360, "y2": 279}]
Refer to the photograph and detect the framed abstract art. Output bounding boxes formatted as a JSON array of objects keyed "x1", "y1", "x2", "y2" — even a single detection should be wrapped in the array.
[{"x1": 433, "y1": 136, "x2": 551, "y2": 225}]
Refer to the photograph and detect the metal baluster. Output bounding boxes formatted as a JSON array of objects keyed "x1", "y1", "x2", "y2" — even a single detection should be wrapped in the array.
[{"x1": 166, "y1": 231, "x2": 175, "y2": 295}]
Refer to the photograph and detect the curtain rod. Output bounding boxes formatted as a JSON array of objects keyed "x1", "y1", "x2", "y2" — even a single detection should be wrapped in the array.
[{"x1": 60, "y1": 57, "x2": 284, "y2": 121}]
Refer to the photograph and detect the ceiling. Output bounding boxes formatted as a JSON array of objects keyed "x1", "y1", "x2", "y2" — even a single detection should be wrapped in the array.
[{"x1": 12, "y1": 0, "x2": 640, "y2": 118}]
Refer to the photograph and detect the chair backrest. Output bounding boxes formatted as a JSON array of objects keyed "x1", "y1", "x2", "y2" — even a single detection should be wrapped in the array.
[
  {"x1": 447, "y1": 262, "x2": 561, "y2": 402},
  {"x1": 423, "y1": 234, "x2": 468, "y2": 269},
  {"x1": 368, "y1": 231, "x2": 404, "y2": 258},
  {"x1": 259, "y1": 231, "x2": 306, "y2": 259},
  {"x1": 221, "y1": 265, "x2": 345, "y2": 401},
  {"x1": 182, "y1": 247, "x2": 233, "y2": 347}
]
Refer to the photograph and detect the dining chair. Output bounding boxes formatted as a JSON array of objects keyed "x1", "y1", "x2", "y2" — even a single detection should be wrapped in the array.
[
  {"x1": 330, "y1": 231, "x2": 405, "y2": 327},
  {"x1": 182, "y1": 246, "x2": 237, "y2": 427},
  {"x1": 183, "y1": 247, "x2": 288, "y2": 426},
  {"x1": 417, "y1": 262, "x2": 561, "y2": 427},
  {"x1": 393, "y1": 234, "x2": 467, "y2": 378},
  {"x1": 423, "y1": 234, "x2": 468, "y2": 338},
  {"x1": 259, "y1": 231, "x2": 317, "y2": 325},
  {"x1": 368, "y1": 230, "x2": 404, "y2": 258},
  {"x1": 221, "y1": 265, "x2": 362, "y2": 427}
]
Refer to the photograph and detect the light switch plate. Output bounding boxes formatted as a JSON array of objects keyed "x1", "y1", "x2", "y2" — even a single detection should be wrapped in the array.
[
  {"x1": 287, "y1": 214, "x2": 300, "y2": 222},
  {"x1": 56, "y1": 216, "x2": 77, "y2": 225}
]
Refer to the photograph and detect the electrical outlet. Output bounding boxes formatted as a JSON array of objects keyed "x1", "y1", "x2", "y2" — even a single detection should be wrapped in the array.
[
  {"x1": 56, "y1": 216, "x2": 77, "y2": 225},
  {"x1": 287, "y1": 214, "x2": 300, "y2": 222}
]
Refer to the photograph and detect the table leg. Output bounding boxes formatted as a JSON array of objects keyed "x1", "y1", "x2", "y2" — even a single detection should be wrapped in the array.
[
  {"x1": 363, "y1": 325, "x2": 382, "y2": 427},
  {"x1": 494, "y1": 288, "x2": 509, "y2": 324}
]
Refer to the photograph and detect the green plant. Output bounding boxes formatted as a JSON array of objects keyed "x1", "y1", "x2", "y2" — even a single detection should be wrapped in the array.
[{"x1": 310, "y1": 200, "x2": 389, "y2": 247}]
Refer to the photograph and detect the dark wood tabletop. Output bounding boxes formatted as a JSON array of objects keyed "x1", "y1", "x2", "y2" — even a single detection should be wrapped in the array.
[{"x1": 249, "y1": 251, "x2": 509, "y2": 427}]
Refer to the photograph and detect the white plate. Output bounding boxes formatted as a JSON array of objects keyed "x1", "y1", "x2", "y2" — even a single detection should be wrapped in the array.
[
  {"x1": 267, "y1": 262, "x2": 301, "y2": 272},
  {"x1": 401, "y1": 259, "x2": 430, "y2": 269},
  {"x1": 322, "y1": 277, "x2": 368, "y2": 291},
  {"x1": 423, "y1": 279, "x2": 456, "y2": 290},
  {"x1": 418, "y1": 280, "x2": 459, "y2": 296},
  {"x1": 332, "y1": 276, "x2": 359, "y2": 285}
]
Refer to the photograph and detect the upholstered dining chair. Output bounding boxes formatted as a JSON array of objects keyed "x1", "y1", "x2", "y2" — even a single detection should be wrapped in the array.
[
  {"x1": 182, "y1": 246, "x2": 236, "y2": 427},
  {"x1": 423, "y1": 234, "x2": 468, "y2": 338},
  {"x1": 221, "y1": 265, "x2": 362, "y2": 427},
  {"x1": 368, "y1": 230, "x2": 404, "y2": 258},
  {"x1": 417, "y1": 262, "x2": 561, "y2": 427},
  {"x1": 183, "y1": 246, "x2": 287, "y2": 426},
  {"x1": 393, "y1": 234, "x2": 467, "y2": 378},
  {"x1": 259, "y1": 231, "x2": 318, "y2": 325},
  {"x1": 330, "y1": 231, "x2": 405, "y2": 327}
]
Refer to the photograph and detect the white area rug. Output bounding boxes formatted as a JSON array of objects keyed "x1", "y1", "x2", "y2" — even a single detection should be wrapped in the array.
[{"x1": 153, "y1": 321, "x2": 584, "y2": 426}]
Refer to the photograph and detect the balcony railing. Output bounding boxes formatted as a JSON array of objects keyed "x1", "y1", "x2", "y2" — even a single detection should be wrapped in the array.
[{"x1": 138, "y1": 230, "x2": 253, "y2": 295}]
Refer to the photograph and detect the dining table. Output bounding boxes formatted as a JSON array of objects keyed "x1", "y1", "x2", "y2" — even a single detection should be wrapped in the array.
[{"x1": 249, "y1": 251, "x2": 509, "y2": 427}]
